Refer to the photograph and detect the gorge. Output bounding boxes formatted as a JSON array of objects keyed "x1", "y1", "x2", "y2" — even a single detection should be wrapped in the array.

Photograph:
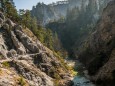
[
  {"x1": 0, "y1": 0, "x2": 115, "y2": 86},
  {"x1": 31, "y1": 0, "x2": 115, "y2": 86}
]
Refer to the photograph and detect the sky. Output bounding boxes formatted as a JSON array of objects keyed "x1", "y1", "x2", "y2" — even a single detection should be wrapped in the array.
[{"x1": 13, "y1": 0, "x2": 61, "y2": 10}]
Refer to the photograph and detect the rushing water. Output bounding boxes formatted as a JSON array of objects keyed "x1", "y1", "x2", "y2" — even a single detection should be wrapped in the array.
[
  {"x1": 66, "y1": 59, "x2": 95, "y2": 86},
  {"x1": 73, "y1": 75, "x2": 95, "y2": 86}
]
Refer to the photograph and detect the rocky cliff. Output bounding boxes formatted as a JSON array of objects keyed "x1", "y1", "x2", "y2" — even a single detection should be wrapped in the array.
[
  {"x1": 31, "y1": 0, "x2": 111, "y2": 26},
  {"x1": 31, "y1": 2, "x2": 68, "y2": 25},
  {"x1": 0, "y1": 12, "x2": 72, "y2": 86},
  {"x1": 77, "y1": 1, "x2": 115, "y2": 86}
]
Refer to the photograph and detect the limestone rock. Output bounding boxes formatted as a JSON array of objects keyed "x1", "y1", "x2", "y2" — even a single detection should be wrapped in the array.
[
  {"x1": 2, "y1": 23, "x2": 10, "y2": 31},
  {"x1": 6, "y1": 19, "x2": 15, "y2": 28},
  {"x1": 10, "y1": 31, "x2": 26, "y2": 55},
  {"x1": 9, "y1": 60, "x2": 54, "y2": 86},
  {"x1": 7, "y1": 49, "x2": 17, "y2": 58},
  {"x1": 15, "y1": 30, "x2": 39, "y2": 53},
  {"x1": 0, "y1": 34, "x2": 8, "y2": 59}
]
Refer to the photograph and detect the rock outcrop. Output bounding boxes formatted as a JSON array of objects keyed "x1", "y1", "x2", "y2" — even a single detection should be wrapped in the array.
[
  {"x1": 0, "y1": 12, "x2": 72, "y2": 86},
  {"x1": 11, "y1": 31, "x2": 26, "y2": 55},
  {"x1": 77, "y1": 1, "x2": 115, "y2": 86}
]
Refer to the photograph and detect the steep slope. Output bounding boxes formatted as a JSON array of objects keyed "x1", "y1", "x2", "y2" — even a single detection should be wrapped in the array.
[
  {"x1": 77, "y1": 1, "x2": 115, "y2": 86},
  {"x1": 0, "y1": 12, "x2": 72, "y2": 86}
]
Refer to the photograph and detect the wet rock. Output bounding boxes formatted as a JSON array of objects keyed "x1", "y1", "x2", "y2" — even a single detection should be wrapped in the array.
[
  {"x1": 59, "y1": 79, "x2": 74, "y2": 86},
  {"x1": 83, "y1": 81, "x2": 90, "y2": 84}
]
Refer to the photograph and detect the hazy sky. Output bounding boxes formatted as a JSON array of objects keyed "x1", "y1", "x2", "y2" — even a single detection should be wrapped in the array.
[{"x1": 14, "y1": 0, "x2": 61, "y2": 10}]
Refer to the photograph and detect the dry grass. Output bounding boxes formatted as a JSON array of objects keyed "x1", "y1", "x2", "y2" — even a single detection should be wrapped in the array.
[{"x1": 17, "y1": 76, "x2": 28, "y2": 86}]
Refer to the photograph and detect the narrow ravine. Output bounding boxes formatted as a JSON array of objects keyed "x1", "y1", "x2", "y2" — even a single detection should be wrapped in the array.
[{"x1": 66, "y1": 59, "x2": 95, "y2": 86}]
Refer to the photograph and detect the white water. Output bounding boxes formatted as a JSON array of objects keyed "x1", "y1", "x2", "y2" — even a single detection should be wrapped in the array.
[{"x1": 73, "y1": 75, "x2": 95, "y2": 86}]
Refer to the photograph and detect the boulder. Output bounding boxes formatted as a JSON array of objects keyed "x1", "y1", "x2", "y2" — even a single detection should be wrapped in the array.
[
  {"x1": 5, "y1": 19, "x2": 15, "y2": 28},
  {"x1": 17, "y1": 48, "x2": 26, "y2": 55},
  {"x1": 15, "y1": 30, "x2": 39, "y2": 53},
  {"x1": 10, "y1": 31, "x2": 26, "y2": 55},
  {"x1": 2, "y1": 24, "x2": 9, "y2": 31},
  {"x1": 7, "y1": 49, "x2": 17, "y2": 58}
]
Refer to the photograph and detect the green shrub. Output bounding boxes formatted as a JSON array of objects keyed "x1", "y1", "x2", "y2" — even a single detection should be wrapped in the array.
[
  {"x1": 0, "y1": 69, "x2": 2, "y2": 75},
  {"x1": 54, "y1": 79, "x2": 60, "y2": 86},
  {"x1": 2, "y1": 61, "x2": 10, "y2": 68},
  {"x1": 0, "y1": 55, "x2": 3, "y2": 59},
  {"x1": 18, "y1": 77, "x2": 26, "y2": 86}
]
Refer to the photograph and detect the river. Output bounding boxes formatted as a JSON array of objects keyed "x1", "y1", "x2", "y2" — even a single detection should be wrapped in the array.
[{"x1": 66, "y1": 59, "x2": 95, "y2": 86}]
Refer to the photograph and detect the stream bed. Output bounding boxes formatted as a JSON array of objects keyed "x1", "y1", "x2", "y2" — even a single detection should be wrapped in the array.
[
  {"x1": 66, "y1": 59, "x2": 95, "y2": 86},
  {"x1": 73, "y1": 75, "x2": 95, "y2": 86}
]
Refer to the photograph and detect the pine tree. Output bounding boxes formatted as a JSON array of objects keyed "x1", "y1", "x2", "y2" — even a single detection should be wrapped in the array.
[{"x1": 3, "y1": 0, "x2": 18, "y2": 21}]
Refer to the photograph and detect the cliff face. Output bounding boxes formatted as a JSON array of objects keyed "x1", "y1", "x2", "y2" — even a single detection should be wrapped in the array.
[
  {"x1": 78, "y1": 1, "x2": 115, "y2": 85},
  {"x1": 31, "y1": 0, "x2": 111, "y2": 25},
  {"x1": 31, "y1": 3, "x2": 68, "y2": 25},
  {"x1": 0, "y1": 12, "x2": 72, "y2": 86}
]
